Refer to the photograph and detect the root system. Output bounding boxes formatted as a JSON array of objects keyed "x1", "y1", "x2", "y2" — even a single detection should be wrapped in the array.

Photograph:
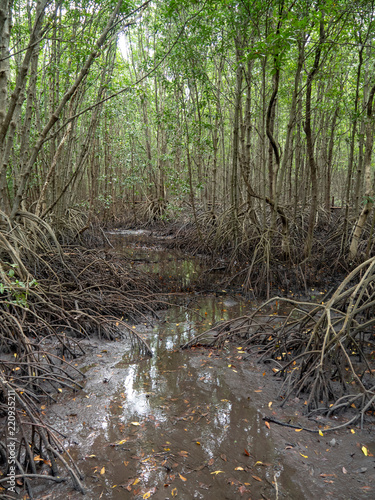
[
  {"x1": 0, "y1": 210, "x2": 164, "y2": 497},
  {"x1": 182, "y1": 257, "x2": 375, "y2": 430}
]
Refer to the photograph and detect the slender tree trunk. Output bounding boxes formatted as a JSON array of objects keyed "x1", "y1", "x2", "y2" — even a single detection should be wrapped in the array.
[
  {"x1": 303, "y1": 20, "x2": 324, "y2": 258},
  {"x1": 230, "y1": 37, "x2": 243, "y2": 243},
  {"x1": 349, "y1": 82, "x2": 375, "y2": 260},
  {"x1": 324, "y1": 107, "x2": 338, "y2": 211}
]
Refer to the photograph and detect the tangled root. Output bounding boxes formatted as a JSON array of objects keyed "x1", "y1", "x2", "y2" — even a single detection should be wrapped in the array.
[
  {"x1": 182, "y1": 257, "x2": 375, "y2": 429},
  {"x1": 0, "y1": 210, "x2": 163, "y2": 496}
]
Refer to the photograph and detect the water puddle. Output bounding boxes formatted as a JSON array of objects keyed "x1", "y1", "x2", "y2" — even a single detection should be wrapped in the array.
[
  {"x1": 108, "y1": 229, "x2": 204, "y2": 289},
  {"x1": 39, "y1": 231, "x2": 374, "y2": 500}
]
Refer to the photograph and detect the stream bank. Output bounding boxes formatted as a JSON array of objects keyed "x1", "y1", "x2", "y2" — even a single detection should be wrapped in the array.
[{"x1": 34, "y1": 230, "x2": 375, "y2": 500}]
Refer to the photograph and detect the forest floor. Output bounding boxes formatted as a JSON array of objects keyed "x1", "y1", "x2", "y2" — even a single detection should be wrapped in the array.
[{"x1": 29, "y1": 228, "x2": 375, "y2": 500}]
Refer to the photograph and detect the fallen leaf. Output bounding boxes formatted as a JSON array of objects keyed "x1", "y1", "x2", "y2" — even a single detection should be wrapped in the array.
[
  {"x1": 112, "y1": 439, "x2": 127, "y2": 446},
  {"x1": 179, "y1": 474, "x2": 187, "y2": 481},
  {"x1": 100, "y1": 467, "x2": 105, "y2": 475},
  {"x1": 178, "y1": 451, "x2": 189, "y2": 457},
  {"x1": 196, "y1": 441, "x2": 201, "y2": 445},
  {"x1": 342, "y1": 467, "x2": 347, "y2": 474},
  {"x1": 254, "y1": 390, "x2": 262, "y2": 393},
  {"x1": 234, "y1": 467, "x2": 244, "y2": 471},
  {"x1": 362, "y1": 446, "x2": 368, "y2": 456},
  {"x1": 221, "y1": 454, "x2": 227, "y2": 461},
  {"x1": 351, "y1": 429, "x2": 355, "y2": 434},
  {"x1": 133, "y1": 478, "x2": 140, "y2": 485},
  {"x1": 252, "y1": 475, "x2": 262, "y2": 482},
  {"x1": 295, "y1": 428, "x2": 303, "y2": 432},
  {"x1": 131, "y1": 422, "x2": 140, "y2": 426},
  {"x1": 300, "y1": 453, "x2": 308, "y2": 458},
  {"x1": 265, "y1": 421, "x2": 270, "y2": 430},
  {"x1": 171, "y1": 487, "x2": 177, "y2": 497},
  {"x1": 243, "y1": 449, "x2": 250, "y2": 457},
  {"x1": 268, "y1": 402, "x2": 272, "y2": 408},
  {"x1": 319, "y1": 430, "x2": 324, "y2": 437},
  {"x1": 208, "y1": 458, "x2": 215, "y2": 466},
  {"x1": 211, "y1": 471, "x2": 224, "y2": 475}
]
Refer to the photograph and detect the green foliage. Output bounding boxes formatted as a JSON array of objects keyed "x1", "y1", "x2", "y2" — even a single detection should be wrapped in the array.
[{"x1": 0, "y1": 265, "x2": 38, "y2": 307}]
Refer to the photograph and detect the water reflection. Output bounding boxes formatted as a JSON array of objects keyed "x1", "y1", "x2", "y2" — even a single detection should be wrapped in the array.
[{"x1": 42, "y1": 232, "x2": 306, "y2": 500}]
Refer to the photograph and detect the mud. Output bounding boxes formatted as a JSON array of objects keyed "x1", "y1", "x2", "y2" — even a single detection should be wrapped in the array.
[{"x1": 34, "y1": 230, "x2": 374, "y2": 500}]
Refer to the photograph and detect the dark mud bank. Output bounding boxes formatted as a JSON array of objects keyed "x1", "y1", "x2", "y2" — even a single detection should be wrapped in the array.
[{"x1": 39, "y1": 230, "x2": 375, "y2": 500}]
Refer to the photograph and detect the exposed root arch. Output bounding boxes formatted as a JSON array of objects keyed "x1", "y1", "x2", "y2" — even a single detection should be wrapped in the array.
[
  {"x1": 0, "y1": 211, "x2": 163, "y2": 496},
  {"x1": 182, "y1": 258, "x2": 375, "y2": 429}
]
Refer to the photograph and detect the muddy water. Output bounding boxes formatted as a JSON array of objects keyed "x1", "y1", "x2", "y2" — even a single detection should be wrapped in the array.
[{"x1": 42, "y1": 231, "x2": 374, "y2": 500}]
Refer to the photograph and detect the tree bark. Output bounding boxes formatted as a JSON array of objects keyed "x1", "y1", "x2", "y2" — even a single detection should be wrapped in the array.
[{"x1": 349, "y1": 82, "x2": 375, "y2": 260}]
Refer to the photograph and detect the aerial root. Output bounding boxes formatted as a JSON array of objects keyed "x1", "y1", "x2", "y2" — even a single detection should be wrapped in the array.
[
  {"x1": 182, "y1": 258, "x2": 375, "y2": 428},
  {"x1": 0, "y1": 210, "x2": 164, "y2": 495}
]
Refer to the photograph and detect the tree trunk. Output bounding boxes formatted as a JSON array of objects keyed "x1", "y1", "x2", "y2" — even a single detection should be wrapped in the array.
[
  {"x1": 349, "y1": 82, "x2": 375, "y2": 260},
  {"x1": 303, "y1": 20, "x2": 324, "y2": 259}
]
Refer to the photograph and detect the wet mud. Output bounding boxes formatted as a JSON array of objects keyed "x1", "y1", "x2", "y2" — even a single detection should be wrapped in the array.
[{"x1": 37, "y1": 230, "x2": 374, "y2": 500}]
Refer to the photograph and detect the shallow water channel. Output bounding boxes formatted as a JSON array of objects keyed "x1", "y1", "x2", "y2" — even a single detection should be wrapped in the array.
[{"x1": 42, "y1": 231, "x2": 374, "y2": 500}]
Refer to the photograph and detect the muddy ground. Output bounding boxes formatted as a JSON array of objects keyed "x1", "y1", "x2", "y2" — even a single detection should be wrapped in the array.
[{"x1": 32, "y1": 230, "x2": 375, "y2": 499}]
